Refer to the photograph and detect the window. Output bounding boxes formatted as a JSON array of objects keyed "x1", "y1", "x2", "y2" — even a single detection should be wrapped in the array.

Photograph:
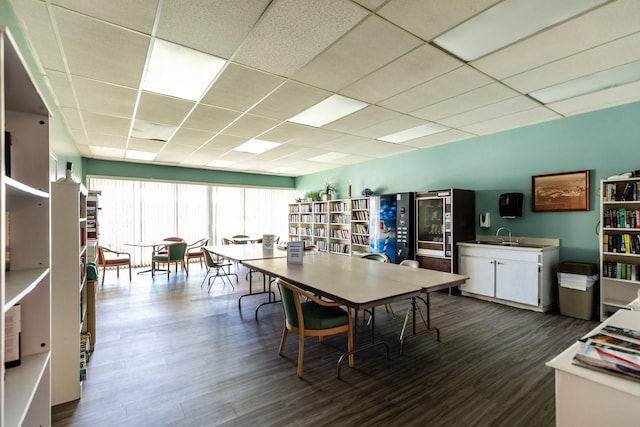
[{"x1": 88, "y1": 177, "x2": 294, "y2": 266}]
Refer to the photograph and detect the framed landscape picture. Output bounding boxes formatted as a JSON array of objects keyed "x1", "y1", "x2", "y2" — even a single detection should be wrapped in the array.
[{"x1": 532, "y1": 170, "x2": 590, "y2": 212}]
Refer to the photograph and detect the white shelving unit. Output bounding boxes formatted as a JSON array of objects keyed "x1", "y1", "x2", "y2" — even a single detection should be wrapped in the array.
[
  {"x1": 1, "y1": 26, "x2": 52, "y2": 426},
  {"x1": 600, "y1": 177, "x2": 640, "y2": 320},
  {"x1": 51, "y1": 181, "x2": 89, "y2": 405},
  {"x1": 329, "y1": 199, "x2": 351, "y2": 255},
  {"x1": 350, "y1": 197, "x2": 370, "y2": 256}
]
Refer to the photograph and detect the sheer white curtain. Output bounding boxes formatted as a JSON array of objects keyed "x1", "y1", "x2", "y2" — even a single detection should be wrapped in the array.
[{"x1": 88, "y1": 177, "x2": 293, "y2": 266}]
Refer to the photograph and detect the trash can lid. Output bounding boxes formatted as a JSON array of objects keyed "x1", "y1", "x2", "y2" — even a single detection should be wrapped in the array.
[{"x1": 558, "y1": 261, "x2": 598, "y2": 275}]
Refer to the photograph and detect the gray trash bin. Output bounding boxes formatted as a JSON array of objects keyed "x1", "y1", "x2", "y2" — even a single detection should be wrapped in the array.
[{"x1": 557, "y1": 262, "x2": 598, "y2": 320}]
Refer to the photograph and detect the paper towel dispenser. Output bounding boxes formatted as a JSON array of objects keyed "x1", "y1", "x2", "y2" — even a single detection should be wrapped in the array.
[{"x1": 499, "y1": 193, "x2": 524, "y2": 218}]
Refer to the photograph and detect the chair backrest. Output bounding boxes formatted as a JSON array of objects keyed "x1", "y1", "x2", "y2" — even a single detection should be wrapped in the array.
[
  {"x1": 277, "y1": 279, "x2": 302, "y2": 329},
  {"x1": 187, "y1": 238, "x2": 208, "y2": 254},
  {"x1": 168, "y1": 242, "x2": 187, "y2": 260},
  {"x1": 221, "y1": 238, "x2": 232, "y2": 245},
  {"x1": 362, "y1": 253, "x2": 390, "y2": 262},
  {"x1": 399, "y1": 259, "x2": 419, "y2": 268},
  {"x1": 163, "y1": 237, "x2": 185, "y2": 243},
  {"x1": 97, "y1": 246, "x2": 105, "y2": 265},
  {"x1": 202, "y1": 248, "x2": 217, "y2": 268}
]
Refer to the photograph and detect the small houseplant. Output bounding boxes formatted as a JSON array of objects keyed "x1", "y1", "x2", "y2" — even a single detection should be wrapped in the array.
[{"x1": 320, "y1": 180, "x2": 336, "y2": 201}]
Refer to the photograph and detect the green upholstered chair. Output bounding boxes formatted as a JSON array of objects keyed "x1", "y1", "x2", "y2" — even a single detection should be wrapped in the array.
[
  {"x1": 231, "y1": 234, "x2": 250, "y2": 244},
  {"x1": 152, "y1": 242, "x2": 187, "y2": 278},
  {"x1": 277, "y1": 278, "x2": 353, "y2": 378}
]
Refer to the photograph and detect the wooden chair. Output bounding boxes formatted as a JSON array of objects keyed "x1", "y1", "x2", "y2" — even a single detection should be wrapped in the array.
[
  {"x1": 277, "y1": 278, "x2": 353, "y2": 378},
  {"x1": 185, "y1": 238, "x2": 208, "y2": 273},
  {"x1": 152, "y1": 242, "x2": 187, "y2": 278},
  {"x1": 97, "y1": 246, "x2": 132, "y2": 285},
  {"x1": 156, "y1": 237, "x2": 185, "y2": 256}
]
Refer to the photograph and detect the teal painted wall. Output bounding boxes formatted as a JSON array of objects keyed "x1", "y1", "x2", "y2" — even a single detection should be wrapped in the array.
[
  {"x1": 297, "y1": 101, "x2": 640, "y2": 264},
  {"x1": 1, "y1": 0, "x2": 83, "y2": 180},
  {"x1": 84, "y1": 158, "x2": 295, "y2": 188}
]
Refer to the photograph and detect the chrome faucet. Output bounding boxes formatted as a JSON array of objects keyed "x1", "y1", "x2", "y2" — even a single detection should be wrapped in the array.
[{"x1": 496, "y1": 227, "x2": 512, "y2": 244}]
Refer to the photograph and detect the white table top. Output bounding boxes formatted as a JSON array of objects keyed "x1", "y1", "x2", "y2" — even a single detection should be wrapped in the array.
[
  {"x1": 546, "y1": 309, "x2": 640, "y2": 397},
  {"x1": 243, "y1": 253, "x2": 467, "y2": 310},
  {"x1": 124, "y1": 241, "x2": 180, "y2": 248},
  {"x1": 205, "y1": 243, "x2": 287, "y2": 262}
]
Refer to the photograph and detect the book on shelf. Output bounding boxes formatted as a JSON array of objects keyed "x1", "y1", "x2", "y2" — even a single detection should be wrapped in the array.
[{"x1": 4, "y1": 304, "x2": 21, "y2": 368}]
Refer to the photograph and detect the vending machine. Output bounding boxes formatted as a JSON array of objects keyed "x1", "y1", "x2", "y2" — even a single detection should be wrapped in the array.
[{"x1": 369, "y1": 192, "x2": 414, "y2": 263}]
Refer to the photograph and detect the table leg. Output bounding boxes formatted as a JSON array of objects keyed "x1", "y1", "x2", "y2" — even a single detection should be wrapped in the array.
[
  {"x1": 399, "y1": 294, "x2": 440, "y2": 355},
  {"x1": 337, "y1": 306, "x2": 390, "y2": 379},
  {"x1": 238, "y1": 267, "x2": 277, "y2": 312}
]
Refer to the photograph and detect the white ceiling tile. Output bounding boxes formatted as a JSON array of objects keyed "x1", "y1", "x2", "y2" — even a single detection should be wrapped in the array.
[
  {"x1": 82, "y1": 111, "x2": 131, "y2": 136},
  {"x1": 12, "y1": 0, "x2": 66, "y2": 71},
  {"x1": 249, "y1": 81, "x2": 331, "y2": 120},
  {"x1": 503, "y1": 32, "x2": 640, "y2": 94},
  {"x1": 45, "y1": 71, "x2": 76, "y2": 107},
  {"x1": 201, "y1": 63, "x2": 285, "y2": 111},
  {"x1": 86, "y1": 133, "x2": 128, "y2": 148},
  {"x1": 222, "y1": 114, "x2": 282, "y2": 139},
  {"x1": 169, "y1": 128, "x2": 215, "y2": 148},
  {"x1": 438, "y1": 96, "x2": 540, "y2": 128},
  {"x1": 154, "y1": 143, "x2": 192, "y2": 163},
  {"x1": 402, "y1": 129, "x2": 475, "y2": 149},
  {"x1": 546, "y1": 80, "x2": 640, "y2": 116},
  {"x1": 53, "y1": 7, "x2": 150, "y2": 88},
  {"x1": 182, "y1": 104, "x2": 241, "y2": 133},
  {"x1": 233, "y1": 0, "x2": 368, "y2": 76},
  {"x1": 205, "y1": 134, "x2": 248, "y2": 151},
  {"x1": 352, "y1": 0, "x2": 386, "y2": 11},
  {"x1": 354, "y1": 115, "x2": 428, "y2": 139},
  {"x1": 59, "y1": 107, "x2": 84, "y2": 130},
  {"x1": 324, "y1": 106, "x2": 401, "y2": 133},
  {"x1": 292, "y1": 15, "x2": 422, "y2": 92},
  {"x1": 72, "y1": 76, "x2": 138, "y2": 117},
  {"x1": 52, "y1": 0, "x2": 159, "y2": 33},
  {"x1": 135, "y1": 92, "x2": 195, "y2": 126},
  {"x1": 460, "y1": 107, "x2": 561, "y2": 135},
  {"x1": 127, "y1": 137, "x2": 164, "y2": 152},
  {"x1": 411, "y1": 82, "x2": 521, "y2": 121},
  {"x1": 378, "y1": 0, "x2": 501, "y2": 41},
  {"x1": 379, "y1": 66, "x2": 494, "y2": 113},
  {"x1": 472, "y1": 0, "x2": 640, "y2": 79},
  {"x1": 156, "y1": 0, "x2": 271, "y2": 59},
  {"x1": 340, "y1": 44, "x2": 464, "y2": 104}
]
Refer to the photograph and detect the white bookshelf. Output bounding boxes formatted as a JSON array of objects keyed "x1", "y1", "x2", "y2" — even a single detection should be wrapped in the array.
[{"x1": 1, "y1": 26, "x2": 52, "y2": 426}]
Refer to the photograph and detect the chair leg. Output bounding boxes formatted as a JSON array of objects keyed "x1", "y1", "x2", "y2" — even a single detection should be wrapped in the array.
[
  {"x1": 297, "y1": 332, "x2": 305, "y2": 378},
  {"x1": 278, "y1": 325, "x2": 288, "y2": 356},
  {"x1": 101, "y1": 265, "x2": 106, "y2": 285},
  {"x1": 128, "y1": 264, "x2": 132, "y2": 281},
  {"x1": 116, "y1": 266, "x2": 120, "y2": 278}
]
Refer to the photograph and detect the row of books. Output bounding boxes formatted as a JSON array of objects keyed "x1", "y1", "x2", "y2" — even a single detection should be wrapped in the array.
[
  {"x1": 330, "y1": 201, "x2": 350, "y2": 212},
  {"x1": 351, "y1": 199, "x2": 369, "y2": 210},
  {"x1": 80, "y1": 332, "x2": 92, "y2": 382},
  {"x1": 330, "y1": 243, "x2": 350, "y2": 254},
  {"x1": 353, "y1": 223, "x2": 369, "y2": 234},
  {"x1": 331, "y1": 229, "x2": 350, "y2": 239},
  {"x1": 352, "y1": 235, "x2": 370, "y2": 245},
  {"x1": 603, "y1": 208, "x2": 640, "y2": 228},
  {"x1": 603, "y1": 181, "x2": 639, "y2": 202},
  {"x1": 314, "y1": 203, "x2": 327, "y2": 213},
  {"x1": 602, "y1": 261, "x2": 640, "y2": 281},
  {"x1": 572, "y1": 325, "x2": 640, "y2": 383},
  {"x1": 351, "y1": 210, "x2": 369, "y2": 221},
  {"x1": 331, "y1": 213, "x2": 350, "y2": 224},
  {"x1": 314, "y1": 228, "x2": 328, "y2": 237},
  {"x1": 602, "y1": 233, "x2": 640, "y2": 254}
]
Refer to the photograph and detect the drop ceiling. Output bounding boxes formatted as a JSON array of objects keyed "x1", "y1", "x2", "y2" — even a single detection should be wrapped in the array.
[{"x1": 8, "y1": 0, "x2": 640, "y2": 177}]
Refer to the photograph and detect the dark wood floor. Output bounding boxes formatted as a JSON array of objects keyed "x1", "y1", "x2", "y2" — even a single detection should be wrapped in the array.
[{"x1": 52, "y1": 263, "x2": 597, "y2": 426}]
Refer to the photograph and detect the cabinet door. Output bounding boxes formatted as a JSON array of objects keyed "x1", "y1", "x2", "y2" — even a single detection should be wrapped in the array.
[
  {"x1": 495, "y1": 259, "x2": 539, "y2": 305},
  {"x1": 459, "y1": 254, "x2": 495, "y2": 297}
]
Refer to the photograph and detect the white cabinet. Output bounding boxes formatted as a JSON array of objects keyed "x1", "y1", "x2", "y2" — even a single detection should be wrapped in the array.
[
  {"x1": 51, "y1": 182, "x2": 88, "y2": 405},
  {"x1": 458, "y1": 242, "x2": 559, "y2": 312},
  {"x1": 600, "y1": 177, "x2": 640, "y2": 320},
  {"x1": 1, "y1": 26, "x2": 52, "y2": 426}
]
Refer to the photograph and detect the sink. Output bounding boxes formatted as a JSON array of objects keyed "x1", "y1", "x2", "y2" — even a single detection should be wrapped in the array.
[{"x1": 465, "y1": 240, "x2": 548, "y2": 249}]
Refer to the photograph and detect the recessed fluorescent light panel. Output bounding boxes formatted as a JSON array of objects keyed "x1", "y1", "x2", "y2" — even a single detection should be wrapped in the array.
[
  {"x1": 142, "y1": 38, "x2": 226, "y2": 101},
  {"x1": 207, "y1": 159, "x2": 235, "y2": 167},
  {"x1": 269, "y1": 167, "x2": 295, "y2": 174},
  {"x1": 125, "y1": 150, "x2": 156, "y2": 161},
  {"x1": 288, "y1": 94, "x2": 368, "y2": 127},
  {"x1": 232, "y1": 139, "x2": 281, "y2": 154},
  {"x1": 433, "y1": 0, "x2": 609, "y2": 61},
  {"x1": 378, "y1": 123, "x2": 449, "y2": 143},
  {"x1": 529, "y1": 60, "x2": 640, "y2": 103},
  {"x1": 308, "y1": 152, "x2": 349, "y2": 162}
]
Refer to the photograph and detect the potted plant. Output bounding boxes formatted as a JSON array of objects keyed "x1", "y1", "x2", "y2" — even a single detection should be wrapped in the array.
[{"x1": 320, "y1": 180, "x2": 336, "y2": 201}]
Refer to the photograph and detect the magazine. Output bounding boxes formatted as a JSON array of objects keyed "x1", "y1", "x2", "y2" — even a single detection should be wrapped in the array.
[
  {"x1": 572, "y1": 341, "x2": 640, "y2": 382},
  {"x1": 580, "y1": 332, "x2": 640, "y2": 352}
]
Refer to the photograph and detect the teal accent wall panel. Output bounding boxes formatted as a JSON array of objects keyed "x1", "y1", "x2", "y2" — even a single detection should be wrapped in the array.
[
  {"x1": 84, "y1": 158, "x2": 295, "y2": 188},
  {"x1": 296, "y1": 101, "x2": 640, "y2": 264}
]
